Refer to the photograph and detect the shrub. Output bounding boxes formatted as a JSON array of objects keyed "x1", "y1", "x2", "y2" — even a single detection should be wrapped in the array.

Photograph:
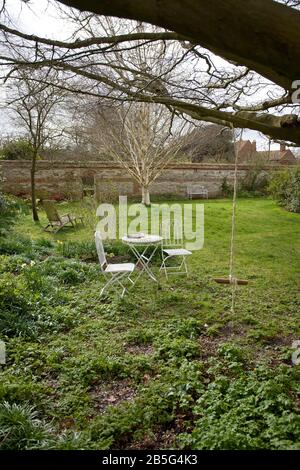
[
  {"x1": 268, "y1": 166, "x2": 300, "y2": 213},
  {"x1": 242, "y1": 168, "x2": 269, "y2": 194},
  {"x1": 241, "y1": 155, "x2": 269, "y2": 195},
  {"x1": 221, "y1": 171, "x2": 268, "y2": 198},
  {"x1": 221, "y1": 177, "x2": 232, "y2": 197},
  {"x1": 0, "y1": 139, "x2": 35, "y2": 161}
]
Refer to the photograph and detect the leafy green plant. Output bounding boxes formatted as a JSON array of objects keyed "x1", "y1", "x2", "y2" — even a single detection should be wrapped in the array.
[
  {"x1": 0, "y1": 139, "x2": 35, "y2": 161},
  {"x1": 241, "y1": 156, "x2": 269, "y2": 195},
  {"x1": 50, "y1": 430, "x2": 91, "y2": 450},
  {"x1": 56, "y1": 240, "x2": 97, "y2": 260},
  {"x1": 0, "y1": 372, "x2": 48, "y2": 404},
  {"x1": 61, "y1": 355, "x2": 126, "y2": 386},
  {"x1": 0, "y1": 402, "x2": 53, "y2": 450},
  {"x1": 268, "y1": 166, "x2": 300, "y2": 213},
  {"x1": 39, "y1": 258, "x2": 98, "y2": 285},
  {"x1": 0, "y1": 254, "x2": 30, "y2": 274},
  {"x1": 0, "y1": 193, "x2": 25, "y2": 218},
  {"x1": 218, "y1": 342, "x2": 247, "y2": 364},
  {"x1": 0, "y1": 197, "x2": 299, "y2": 450},
  {"x1": 178, "y1": 364, "x2": 300, "y2": 450},
  {"x1": 0, "y1": 233, "x2": 34, "y2": 257},
  {"x1": 155, "y1": 337, "x2": 200, "y2": 362},
  {"x1": 0, "y1": 274, "x2": 37, "y2": 338},
  {"x1": 221, "y1": 177, "x2": 232, "y2": 197}
]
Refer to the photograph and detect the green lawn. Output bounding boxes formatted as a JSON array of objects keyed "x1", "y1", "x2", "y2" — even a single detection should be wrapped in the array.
[{"x1": 0, "y1": 197, "x2": 300, "y2": 450}]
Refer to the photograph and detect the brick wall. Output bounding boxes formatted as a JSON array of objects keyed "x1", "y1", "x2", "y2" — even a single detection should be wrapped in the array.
[{"x1": 0, "y1": 160, "x2": 281, "y2": 201}]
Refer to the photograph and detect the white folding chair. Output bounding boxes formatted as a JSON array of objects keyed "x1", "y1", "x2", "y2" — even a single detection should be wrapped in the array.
[
  {"x1": 159, "y1": 222, "x2": 192, "y2": 278},
  {"x1": 95, "y1": 231, "x2": 135, "y2": 298}
]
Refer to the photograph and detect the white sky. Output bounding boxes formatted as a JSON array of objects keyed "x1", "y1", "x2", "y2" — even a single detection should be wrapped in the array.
[
  {"x1": 0, "y1": 0, "x2": 283, "y2": 150},
  {"x1": 6, "y1": 0, "x2": 72, "y2": 38}
]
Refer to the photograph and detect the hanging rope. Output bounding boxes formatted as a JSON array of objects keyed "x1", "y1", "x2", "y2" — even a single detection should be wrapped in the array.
[
  {"x1": 229, "y1": 125, "x2": 241, "y2": 312},
  {"x1": 214, "y1": 126, "x2": 248, "y2": 305}
]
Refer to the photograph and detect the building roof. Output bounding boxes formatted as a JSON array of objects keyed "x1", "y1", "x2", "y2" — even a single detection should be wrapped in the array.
[
  {"x1": 267, "y1": 150, "x2": 294, "y2": 161},
  {"x1": 236, "y1": 140, "x2": 296, "y2": 163}
]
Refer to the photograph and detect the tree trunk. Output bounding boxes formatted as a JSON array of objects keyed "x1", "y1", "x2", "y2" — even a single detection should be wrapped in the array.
[
  {"x1": 31, "y1": 152, "x2": 39, "y2": 222},
  {"x1": 141, "y1": 186, "x2": 151, "y2": 206}
]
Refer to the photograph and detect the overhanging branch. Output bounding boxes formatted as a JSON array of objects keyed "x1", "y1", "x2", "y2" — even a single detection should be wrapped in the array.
[
  {"x1": 6, "y1": 56, "x2": 300, "y2": 145},
  {"x1": 57, "y1": 0, "x2": 300, "y2": 91}
]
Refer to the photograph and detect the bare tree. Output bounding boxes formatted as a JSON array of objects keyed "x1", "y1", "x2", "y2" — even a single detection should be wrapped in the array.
[
  {"x1": 56, "y1": 0, "x2": 300, "y2": 93},
  {"x1": 5, "y1": 69, "x2": 65, "y2": 221},
  {"x1": 179, "y1": 125, "x2": 234, "y2": 163},
  {"x1": 98, "y1": 102, "x2": 191, "y2": 206},
  {"x1": 1, "y1": 2, "x2": 300, "y2": 147}
]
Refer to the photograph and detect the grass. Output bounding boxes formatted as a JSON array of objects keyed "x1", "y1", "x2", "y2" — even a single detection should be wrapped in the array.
[{"x1": 0, "y1": 196, "x2": 300, "y2": 449}]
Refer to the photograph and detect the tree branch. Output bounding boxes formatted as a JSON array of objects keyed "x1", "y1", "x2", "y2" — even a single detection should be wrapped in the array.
[{"x1": 57, "y1": 0, "x2": 300, "y2": 91}]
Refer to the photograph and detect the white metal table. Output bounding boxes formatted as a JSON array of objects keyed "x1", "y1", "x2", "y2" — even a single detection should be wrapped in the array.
[{"x1": 122, "y1": 234, "x2": 162, "y2": 283}]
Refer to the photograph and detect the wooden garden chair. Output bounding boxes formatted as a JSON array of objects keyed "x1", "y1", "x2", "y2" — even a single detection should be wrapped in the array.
[{"x1": 42, "y1": 200, "x2": 83, "y2": 233}]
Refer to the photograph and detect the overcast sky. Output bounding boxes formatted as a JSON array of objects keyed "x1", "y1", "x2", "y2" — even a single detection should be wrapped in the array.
[{"x1": 0, "y1": 0, "x2": 281, "y2": 150}]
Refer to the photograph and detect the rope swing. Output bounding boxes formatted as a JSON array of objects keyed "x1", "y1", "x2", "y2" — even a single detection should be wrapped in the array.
[{"x1": 214, "y1": 125, "x2": 248, "y2": 313}]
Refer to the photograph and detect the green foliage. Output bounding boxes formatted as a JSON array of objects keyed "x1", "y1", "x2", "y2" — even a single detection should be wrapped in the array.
[
  {"x1": 57, "y1": 240, "x2": 97, "y2": 260},
  {"x1": 125, "y1": 328, "x2": 154, "y2": 346},
  {"x1": 268, "y1": 166, "x2": 300, "y2": 213},
  {"x1": 56, "y1": 239, "x2": 131, "y2": 263},
  {"x1": 221, "y1": 177, "x2": 232, "y2": 197},
  {"x1": 90, "y1": 360, "x2": 204, "y2": 449},
  {"x1": 61, "y1": 355, "x2": 127, "y2": 387},
  {"x1": 0, "y1": 402, "x2": 53, "y2": 450},
  {"x1": 0, "y1": 260, "x2": 85, "y2": 338},
  {"x1": 0, "y1": 194, "x2": 24, "y2": 218},
  {"x1": 221, "y1": 172, "x2": 268, "y2": 198},
  {"x1": 155, "y1": 337, "x2": 200, "y2": 362},
  {"x1": 179, "y1": 364, "x2": 300, "y2": 450},
  {"x1": 0, "y1": 139, "x2": 35, "y2": 161},
  {"x1": 0, "y1": 191, "x2": 28, "y2": 243},
  {"x1": 217, "y1": 342, "x2": 247, "y2": 371},
  {"x1": 0, "y1": 197, "x2": 299, "y2": 450},
  {"x1": 241, "y1": 162, "x2": 269, "y2": 195},
  {"x1": 49, "y1": 431, "x2": 91, "y2": 450},
  {"x1": 0, "y1": 371, "x2": 48, "y2": 404},
  {"x1": 39, "y1": 257, "x2": 99, "y2": 285},
  {"x1": 0, "y1": 274, "x2": 37, "y2": 338},
  {"x1": 0, "y1": 233, "x2": 35, "y2": 257},
  {"x1": 0, "y1": 401, "x2": 89, "y2": 450},
  {"x1": 0, "y1": 254, "x2": 31, "y2": 274}
]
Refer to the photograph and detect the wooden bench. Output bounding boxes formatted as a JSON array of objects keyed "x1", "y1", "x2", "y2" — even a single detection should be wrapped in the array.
[{"x1": 187, "y1": 184, "x2": 209, "y2": 199}]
